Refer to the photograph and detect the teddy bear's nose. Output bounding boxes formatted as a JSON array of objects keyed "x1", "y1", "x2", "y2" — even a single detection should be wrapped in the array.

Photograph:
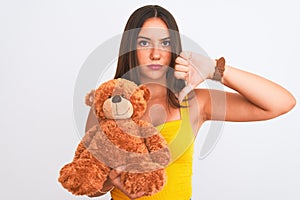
[{"x1": 112, "y1": 95, "x2": 122, "y2": 103}]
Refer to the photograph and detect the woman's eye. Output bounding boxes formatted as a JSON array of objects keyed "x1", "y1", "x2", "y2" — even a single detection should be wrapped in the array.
[
  {"x1": 161, "y1": 40, "x2": 170, "y2": 47},
  {"x1": 138, "y1": 40, "x2": 150, "y2": 47}
]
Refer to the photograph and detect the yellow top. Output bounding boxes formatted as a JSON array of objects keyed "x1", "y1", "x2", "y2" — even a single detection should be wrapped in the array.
[{"x1": 111, "y1": 100, "x2": 195, "y2": 200}]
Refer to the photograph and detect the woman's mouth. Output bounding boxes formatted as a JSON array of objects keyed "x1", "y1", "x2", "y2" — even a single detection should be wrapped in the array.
[{"x1": 148, "y1": 64, "x2": 163, "y2": 70}]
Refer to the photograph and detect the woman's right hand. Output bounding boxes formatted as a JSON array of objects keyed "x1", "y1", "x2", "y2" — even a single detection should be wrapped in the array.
[
  {"x1": 109, "y1": 168, "x2": 146, "y2": 200},
  {"x1": 175, "y1": 51, "x2": 216, "y2": 102}
]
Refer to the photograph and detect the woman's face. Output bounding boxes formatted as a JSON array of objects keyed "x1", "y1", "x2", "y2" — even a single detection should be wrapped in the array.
[{"x1": 136, "y1": 17, "x2": 172, "y2": 84}]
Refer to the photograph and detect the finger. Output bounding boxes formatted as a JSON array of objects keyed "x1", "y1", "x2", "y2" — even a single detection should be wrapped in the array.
[
  {"x1": 178, "y1": 85, "x2": 193, "y2": 102},
  {"x1": 115, "y1": 165, "x2": 126, "y2": 172},
  {"x1": 175, "y1": 56, "x2": 189, "y2": 65},
  {"x1": 179, "y1": 51, "x2": 192, "y2": 60},
  {"x1": 175, "y1": 64, "x2": 189, "y2": 72},
  {"x1": 128, "y1": 191, "x2": 146, "y2": 199},
  {"x1": 174, "y1": 71, "x2": 188, "y2": 80},
  {"x1": 109, "y1": 172, "x2": 124, "y2": 191},
  {"x1": 109, "y1": 175, "x2": 122, "y2": 188},
  {"x1": 109, "y1": 169, "x2": 121, "y2": 180}
]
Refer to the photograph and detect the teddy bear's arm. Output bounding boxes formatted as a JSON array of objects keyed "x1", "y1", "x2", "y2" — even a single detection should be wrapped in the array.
[
  {"x1": 138, "y1": 121, "x2": 171, "y2": 167},
  {"x1": 144, "y1": 133, "x2": 171, "y2": 167}
]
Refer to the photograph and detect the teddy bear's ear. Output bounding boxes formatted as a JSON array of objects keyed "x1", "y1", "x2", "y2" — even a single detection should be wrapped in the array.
[
  {"x1": 85, "y1": 90, "x2": 95, "y2": 106},
  {"x1": 139, "y1": 85, "x2": 151, "y2": 102}
]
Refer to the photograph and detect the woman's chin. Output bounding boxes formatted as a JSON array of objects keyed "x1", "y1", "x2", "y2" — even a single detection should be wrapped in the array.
[{"x1": 139, "y1": 67, "x2": 168, "y2": 84}]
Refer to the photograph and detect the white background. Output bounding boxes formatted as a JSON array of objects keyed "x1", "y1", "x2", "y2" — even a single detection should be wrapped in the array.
[{"x1": 0, "y1": 0, "x2": 299, "y2": 200}]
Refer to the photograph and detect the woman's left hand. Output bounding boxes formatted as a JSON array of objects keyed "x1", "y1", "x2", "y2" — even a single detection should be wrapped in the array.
[{"x1": 174, "y1": 51, "x2": 216, "y2": 102}]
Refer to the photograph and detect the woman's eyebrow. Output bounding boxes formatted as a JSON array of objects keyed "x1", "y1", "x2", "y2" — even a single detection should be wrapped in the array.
[
  {"x1": 137, "y1": 36, "x2": 151, "y2": 40},
  {"x1": 137, "y1": 36, "x2": 171, "y2": 41},
  {"x1": 161, "y1": 37, "x2": 171, "y2": 41}
]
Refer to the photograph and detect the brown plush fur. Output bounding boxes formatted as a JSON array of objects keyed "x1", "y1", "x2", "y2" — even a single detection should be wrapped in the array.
[{"x1": 58, "y1": 78, "x2": 170, "y2": 196}]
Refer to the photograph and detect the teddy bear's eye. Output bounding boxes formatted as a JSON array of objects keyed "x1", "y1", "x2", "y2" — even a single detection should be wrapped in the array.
[
  {"x1": 108, "y1": 95, "x2": 112, "y2": 98},
  {"x1": 121, "y1": 94, "x2": 126, "y2": 98}
]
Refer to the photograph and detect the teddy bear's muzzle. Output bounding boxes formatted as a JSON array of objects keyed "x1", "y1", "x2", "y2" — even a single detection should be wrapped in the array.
[{"x1": 103, "y1": 95, "x2": 134, "y2": 119}]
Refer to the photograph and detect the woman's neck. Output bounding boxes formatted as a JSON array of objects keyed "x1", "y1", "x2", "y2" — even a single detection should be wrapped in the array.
[{"x1": 144, "y1": 83, "x2": 167, "y2": 101}]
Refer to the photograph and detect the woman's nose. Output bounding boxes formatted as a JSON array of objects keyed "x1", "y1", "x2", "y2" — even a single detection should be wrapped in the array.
[{"x1": 150, "y1": 47, "x2": 161, "y2": 60}]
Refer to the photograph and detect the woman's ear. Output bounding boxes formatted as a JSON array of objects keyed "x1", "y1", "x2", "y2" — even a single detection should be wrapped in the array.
[
  {"x1": 85, "y1": 90, "x2": 95, "y2": 106},
  {"x1": 139, "y1": 85, "x2": 151, "y2": 102}
]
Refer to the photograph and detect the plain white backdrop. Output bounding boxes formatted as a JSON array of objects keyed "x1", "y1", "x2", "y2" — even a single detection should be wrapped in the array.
[{"x1": 0, "y1": 0, "x2": 299, "y2": 200}]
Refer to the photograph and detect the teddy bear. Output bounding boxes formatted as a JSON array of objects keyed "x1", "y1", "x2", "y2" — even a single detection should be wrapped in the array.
[{"x1": 58, "y1": 78, "x2": 171, "y2": 197}]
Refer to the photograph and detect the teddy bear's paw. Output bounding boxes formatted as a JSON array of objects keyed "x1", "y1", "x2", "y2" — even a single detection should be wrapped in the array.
[
  {"x1": 142, "y1": 169, "x2": 167, "y2": 196},
  {"x1": 58, "y1": 159, "x2": 109, "y2": 196},
  {"x1": 120, "y1": 169, "x2": 166, "y2": 196}
]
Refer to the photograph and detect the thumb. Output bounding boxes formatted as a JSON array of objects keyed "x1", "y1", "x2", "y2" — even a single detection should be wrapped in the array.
[
  {"x1": 177, "y1": 85, "x2": 193, "y2": 103},
  {"x1": 180, "y1": 51, "x2": 192, "y2": 60}
]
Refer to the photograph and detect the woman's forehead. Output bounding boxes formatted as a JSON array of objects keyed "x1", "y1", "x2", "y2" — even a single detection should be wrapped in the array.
[{"x1": 138, "y1": 18, "x2": 170, "y2": 40}]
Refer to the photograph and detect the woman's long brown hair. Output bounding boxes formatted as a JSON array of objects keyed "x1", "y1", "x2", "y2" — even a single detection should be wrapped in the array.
[{"x1": 114, "y1": 5, "x2": 186, "y2": 108}]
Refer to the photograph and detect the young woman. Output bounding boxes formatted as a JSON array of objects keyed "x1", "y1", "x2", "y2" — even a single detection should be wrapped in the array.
[{"x1": 86, "y1": 5, "x2": 296, "y2": 200}]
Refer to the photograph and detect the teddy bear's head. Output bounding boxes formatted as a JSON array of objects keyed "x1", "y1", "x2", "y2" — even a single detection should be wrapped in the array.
[{"x1": 86, "y1": 78, "x2": 150, "y2": 120}]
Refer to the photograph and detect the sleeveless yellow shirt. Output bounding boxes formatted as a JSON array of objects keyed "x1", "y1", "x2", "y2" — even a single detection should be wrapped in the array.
[{"x1": 111, "y1": 100, "x2": 195, "y2": 200}]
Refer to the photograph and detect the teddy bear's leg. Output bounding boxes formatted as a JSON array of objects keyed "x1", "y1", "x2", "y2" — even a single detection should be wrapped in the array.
[
  {"x1": 73, "y1": 125, "x2": 100, "y2": 161},
  {"x1": 58, "y1": 149, "x2": 111, "y2": 196},
  {"x1": 120, "y1": 169, "x2": 166, "y2": 196},
  {"x1": 59, "y1": 125, "x2": 110, "y2": 195},
  {"x1": 73, "y1": 142, "x2": 87, "y2": 161}
]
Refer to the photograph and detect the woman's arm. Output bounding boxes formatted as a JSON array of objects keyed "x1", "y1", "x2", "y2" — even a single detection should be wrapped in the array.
[
  {"x1": 175, "y1": 52, "x2": 296, "y2": 122},
  {"x1": 199, "y1": 65, "x2": 296, "y2": 122}
]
